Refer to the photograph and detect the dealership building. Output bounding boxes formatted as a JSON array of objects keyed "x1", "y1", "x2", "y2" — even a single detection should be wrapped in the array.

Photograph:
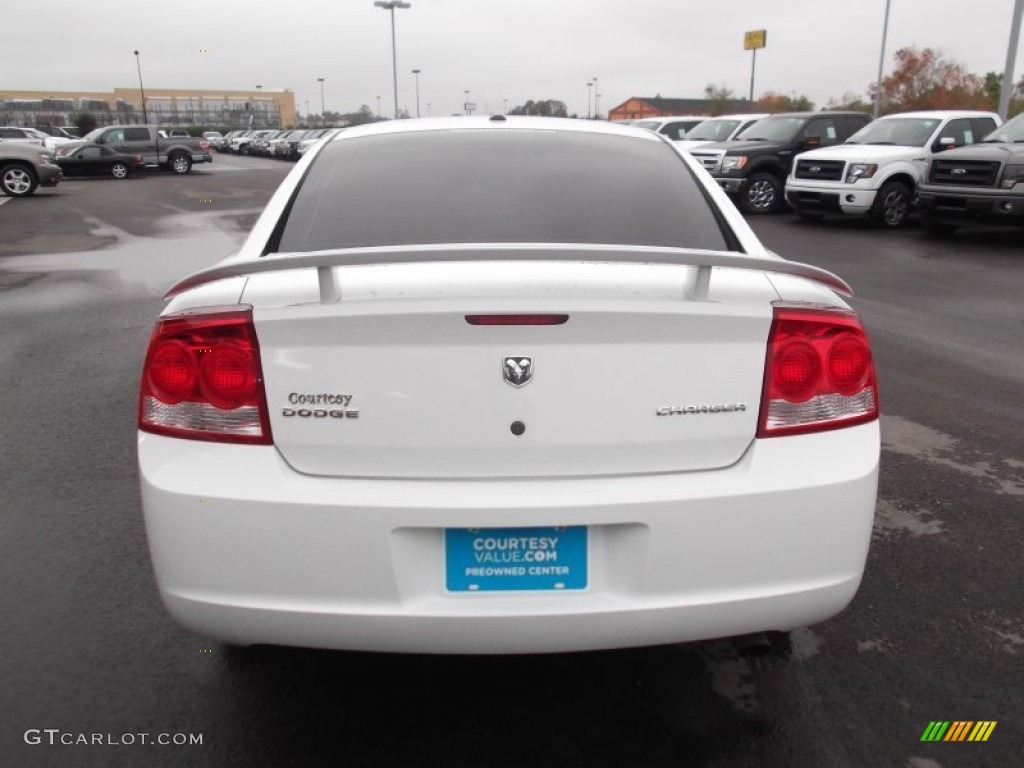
[{"x1": 0, "y1": 87, "x2": 297, "y2": 129}]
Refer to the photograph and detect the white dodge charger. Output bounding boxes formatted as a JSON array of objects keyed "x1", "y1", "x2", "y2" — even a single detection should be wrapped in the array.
[{"x1": 138, "y1": 116, "x2": 879, "y2": 654}]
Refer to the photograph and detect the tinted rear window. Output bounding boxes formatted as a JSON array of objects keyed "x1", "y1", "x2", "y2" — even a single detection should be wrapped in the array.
[{"x1": 276, "y1": 129, "x2": 730, "y2": 253}]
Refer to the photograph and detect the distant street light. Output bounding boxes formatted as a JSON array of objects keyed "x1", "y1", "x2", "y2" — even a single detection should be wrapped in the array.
[
  {"x1": 427, "y1": 101, "x2": 431, "y2": 116},
  {"x1": 412, "y1": 69, "x2": 421, "y2": 117},
  {"x1": 503, "y1": 98, "x2": 508, "y2": 114},
  {"x1": 464, "y1": 89, "x2": 470, "y2": 116},
  {"x1": 376, "y1": 95, "x2": 382, "y2": 118},
  {"x1": 374, "y1": 1, "x2": 411, "y2": 120},
  {"x1": 587, "y1": 81, "x2": 593, "y2": 119},
  {"x1": 318, "y1": 77, "x2": 326, "y2": 128},
  {"x1": 133, "y1": 50, "x2": 148, "y2": 124},
  {"x1": 593, "y1": 76, "x2": 600, "y2": 119}
]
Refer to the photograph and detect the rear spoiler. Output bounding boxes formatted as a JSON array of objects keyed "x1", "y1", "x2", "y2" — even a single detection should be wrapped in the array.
[{"x1": 163, "y1": 243, "x2": 852, "y2": 302}]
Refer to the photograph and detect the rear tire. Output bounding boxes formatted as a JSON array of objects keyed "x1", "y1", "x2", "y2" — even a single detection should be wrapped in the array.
[
  {"x1": 169, "y1": 154, "x2": 192, "y2": 174},
  {"x1": 919, "y1": 209, "x2": 958, "y2": 236},
  {"x1": 870, "y1": 180, "x2": 912, "y2": 228},
  {"x1": 0, "y1": 163, "x2": 38, "y2": 197},
  {"x1": 739, "y1": 173, "x2": 783, "y2": 214},
  {"x1": 111, "y1": 162, "x2": 129, "y2": 180}
]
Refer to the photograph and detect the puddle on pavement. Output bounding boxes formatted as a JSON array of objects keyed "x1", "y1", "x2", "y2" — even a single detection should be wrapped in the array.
[
  {"x1": 873, "y1": 499, "x2": 944, "y2": 539},
  {"x1": 0, "y1": 208, "x2": 259, "y2": 303},
  {"x1": 881, "y1": 414, "x2": 1024, "y2": 496}
]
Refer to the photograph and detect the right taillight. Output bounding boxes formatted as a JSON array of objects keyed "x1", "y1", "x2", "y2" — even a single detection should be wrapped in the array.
[
  {"x1": 757, "y1": 305, "x2": 878, "y2": 438},
  {"x1": 139, "y1": 306, "x2": 272, "y2": 444}
]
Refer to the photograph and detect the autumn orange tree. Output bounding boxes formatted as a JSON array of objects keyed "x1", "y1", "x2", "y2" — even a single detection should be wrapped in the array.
[
  {"x1": 872, "y1": 47, "x2": 991, "y2": 113},
  {"x1": 754, "y1": 92, "x2": 814, "y2": 112}
]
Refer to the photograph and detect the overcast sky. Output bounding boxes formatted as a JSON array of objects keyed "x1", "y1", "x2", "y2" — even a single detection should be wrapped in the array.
[{"x1": 7, "y1": 0, "x2": 1023, "y2": 118}]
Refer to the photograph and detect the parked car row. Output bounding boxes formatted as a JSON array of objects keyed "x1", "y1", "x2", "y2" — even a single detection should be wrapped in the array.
[
  {"x1": 212, "y1": 128, "x2": 341, "y2": 161},
  {"x1": 680, "y1": 109, "x2": 1022, "y2": 232}
]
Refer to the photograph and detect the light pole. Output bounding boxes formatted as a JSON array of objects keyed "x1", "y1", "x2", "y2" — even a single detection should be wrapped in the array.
[
  {"x1": 376, "y1": 96, "x2": 382, "y2": 119},
  {"x1": 374, "y1": 1, "x2": 411, "y2": 120},
  {"x1": 587, "y1": 81, "x2": 593, "y2": 119},
  {"x1": 412, "y1": 69, "x2": 421, "y2": 117},
  {"x1": 427, "y1": 102, "x2": 431, "y2": 116},
  {"x1": 593, "y1": 76, "x2": 599, "y2": 119},
  {"x1": 464, "y1": 89, "x2": 470, "y2": 116},
  {"x1": 998, "y1": 0, "x2": 1024, "y2": 120},
  {"x1": 872, "y1": 0, "x2": 893, "y2": 117},
  {"x1": 133, "y1": 50, "x2": 148, "y2": 124},
  {"x1": 318, "y1": 77, "x2": 326, "y2": 127},
  {"x1": 305, "y1": 100, "x2": 310, "y2": 123},
  {"x1": 503, "y1": 98, "x2": 508, "y2": 114}
]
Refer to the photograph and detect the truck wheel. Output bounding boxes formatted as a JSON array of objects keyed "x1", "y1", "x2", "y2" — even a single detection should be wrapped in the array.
[
  {"x1": 739, "y1": 173, "x2": 782, "y2": 214},
  {"x1": 919, "y1": 209, "x2": 958, "y2": 236},
  {"x1": 870, "y1": 181, "x2": 911, "y2": 228},
  {"x1": 169, "y1": 154, "x2": 192, "y2": 174},
  {"x1": 111, "y1": 162, "x2": 130, "y2": 180},
  {"x1": 0, "y1": 163, "x2": 38, "y2": 197}
]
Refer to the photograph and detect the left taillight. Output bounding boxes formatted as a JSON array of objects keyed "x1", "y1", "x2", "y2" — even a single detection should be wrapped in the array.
[
  {"x1": 139, "y1": 306, "x2": 272, "y2": 444},
  {"x1": 757, "y1": 304, "x2": 879, "y2": 438}
]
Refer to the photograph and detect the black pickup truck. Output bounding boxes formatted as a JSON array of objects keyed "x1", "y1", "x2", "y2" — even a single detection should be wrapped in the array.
[
  {"x1": 916, "y1": 112, "x2": 1024, "y2": 233},
  {"x1": 59, "y1": 125, "x2": 213, "y2": 174},
  {"x1": 687, "y1": 111, "x2": 873, "y2": 214}
]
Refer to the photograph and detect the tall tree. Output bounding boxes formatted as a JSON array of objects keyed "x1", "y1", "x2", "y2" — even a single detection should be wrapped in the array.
[
  {"x1": 509, "y1": 99, "x2": 568, "y2": 117},
  {"x1": 872, "y1": 47, "x2": 987, "y2": 113},
  {"x1": 754, "y1": 92, "x2": 814, "y2": 112},
  {"x1": 825, "y1": 91, "x2": 871, "y2": 112},
  {"x1": 703, "y1": 83, "x2": 736, "y2": 116}
]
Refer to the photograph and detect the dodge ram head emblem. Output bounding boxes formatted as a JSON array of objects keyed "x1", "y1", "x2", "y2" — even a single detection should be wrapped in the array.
[{"x1": 503, "y1": 356, "x2": 533, "y2": 387}]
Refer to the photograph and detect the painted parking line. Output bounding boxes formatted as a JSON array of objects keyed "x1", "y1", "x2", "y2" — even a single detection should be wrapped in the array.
[{"x1": 0, "y1": 198, "x2": 10, "y2": 206}]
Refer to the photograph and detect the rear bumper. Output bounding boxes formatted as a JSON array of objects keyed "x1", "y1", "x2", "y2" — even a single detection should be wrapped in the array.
[{"x1": 138, "y1": 422, "x2": 879, "y2": 653}]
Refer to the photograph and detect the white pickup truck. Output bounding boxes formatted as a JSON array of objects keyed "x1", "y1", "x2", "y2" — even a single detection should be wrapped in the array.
[{"x1": 784, "y1": 110, "x2": 1001, "y2": 227}]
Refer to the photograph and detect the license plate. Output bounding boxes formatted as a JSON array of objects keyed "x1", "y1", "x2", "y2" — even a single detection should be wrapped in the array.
[{"x1": 445, "y1": 526, "x2": 588, "y2": 592}]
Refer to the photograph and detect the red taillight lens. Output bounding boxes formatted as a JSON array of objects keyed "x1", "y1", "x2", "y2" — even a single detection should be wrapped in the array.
[
  {"x1": 149, "y1": 340, "x2": 198, "y2": 403},
  {"x1": 139, "y1": 307, "x2": 272, "y2": 444},
  {"x1": 827, "y1": 333, "x2": 871, "y2": 395},
  {"x1": 757, "y1": 305, "x2": 878, "y2": 438},
  {"x1": 771, "y1": 339, "x2": 820, "y2": 402},
  {"x1": 200, "y1": 342, "x2": 258, "y2": 409},
  {"x1": 466, "y1": 314, "x2": 569, "y2": 325}
]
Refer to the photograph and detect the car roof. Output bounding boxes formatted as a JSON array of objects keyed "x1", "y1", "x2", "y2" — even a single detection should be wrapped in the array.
[
  {"x1": 326, "y1": 116, "x2": 667, "y2": 145},
  {"x1": 703, "y1": 113, "x2": 771, "y2": 121},
  {"x1": 874, "y1": 110, "x2": 1001, "y2": 120}
]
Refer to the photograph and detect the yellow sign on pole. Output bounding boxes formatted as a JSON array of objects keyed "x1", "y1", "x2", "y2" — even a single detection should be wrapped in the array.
[{"x1": 744, "y1": 29, "x2": 767, "y2": 50}]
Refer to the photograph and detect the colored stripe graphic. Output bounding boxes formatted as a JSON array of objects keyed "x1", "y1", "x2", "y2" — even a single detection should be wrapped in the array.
[
  {"x1": 920, "y1": 721, "x2": 997, "y2": 742},
  {"x1": 921, "y1": 721, "x2": 950, "y2": 742},
  {"x1": 944, "y1": 721, "x2": 972, "y2": 741},
  {"x1": 968, "y1": 721, "x2": 997, "y2": 742}
]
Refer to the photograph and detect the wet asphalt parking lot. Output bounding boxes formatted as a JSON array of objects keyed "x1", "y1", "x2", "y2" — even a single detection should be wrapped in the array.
[{"x1": 1, "y1": 152, "x2": 1021, "y2": 768}]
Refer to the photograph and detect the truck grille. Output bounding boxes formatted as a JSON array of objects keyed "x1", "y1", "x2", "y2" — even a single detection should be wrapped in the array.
[
  {"x1": 928, "y1": 160, "x2": 1000, "y2": 187},
  {"x1": 689, "y1": 152, "x2": 722, "y2": 174},
  {"x1": 794, "y1": 159, "x2": 845, "y2": 181}
]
